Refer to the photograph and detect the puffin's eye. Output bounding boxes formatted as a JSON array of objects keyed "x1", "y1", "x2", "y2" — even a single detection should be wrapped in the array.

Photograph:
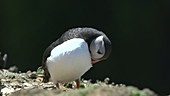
[{"x1": 97, "y1": 50, "x2": 103, "y2": 54}]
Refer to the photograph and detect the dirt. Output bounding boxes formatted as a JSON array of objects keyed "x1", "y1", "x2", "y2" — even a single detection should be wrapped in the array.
[{"x1": 0, "y1": 67, "x2": 158, "y2": 96}]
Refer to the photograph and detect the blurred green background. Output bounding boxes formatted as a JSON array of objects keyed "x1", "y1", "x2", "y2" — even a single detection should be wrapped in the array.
[{"x1": 0, "y1": 0, "x2": 169, "y2": 95}]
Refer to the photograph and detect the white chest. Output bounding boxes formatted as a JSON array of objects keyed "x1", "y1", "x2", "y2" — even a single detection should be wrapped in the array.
[{"x1": 46, "y1": 38, "x2": 92, "y2": 83}]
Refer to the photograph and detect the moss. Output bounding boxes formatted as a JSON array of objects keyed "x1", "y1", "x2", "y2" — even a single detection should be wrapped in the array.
[{"x1": 127, "y1": 86, "x2": 157, "y2": 96}]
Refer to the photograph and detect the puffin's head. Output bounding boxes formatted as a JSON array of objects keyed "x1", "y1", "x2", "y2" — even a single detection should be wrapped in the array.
[{"x1": 90, "y1": 35, "x2": 112, "y2": 64}]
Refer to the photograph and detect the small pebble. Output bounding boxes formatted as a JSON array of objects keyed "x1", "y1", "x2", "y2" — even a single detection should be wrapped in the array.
[
  {"x1": 8, "y1": 66, "x2": 18, "y2": 73},
  {"x1": 1, "y1": 87, "x2": 15, "y2": 95}
]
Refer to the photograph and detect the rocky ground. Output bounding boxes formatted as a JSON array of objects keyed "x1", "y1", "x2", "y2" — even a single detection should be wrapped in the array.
[{"x1": 0, "y1": 66, "x2": 158, "y2": 96}]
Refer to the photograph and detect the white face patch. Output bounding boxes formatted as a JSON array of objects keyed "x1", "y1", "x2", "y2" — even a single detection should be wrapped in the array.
[{"x1": 90, "y1": 35, "x2": 105, "y2": 61}]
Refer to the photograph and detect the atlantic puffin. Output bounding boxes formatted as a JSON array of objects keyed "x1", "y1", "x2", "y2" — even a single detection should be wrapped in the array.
[{"x1": 42, "y1": 27, "x2": 112, "y2": 88}]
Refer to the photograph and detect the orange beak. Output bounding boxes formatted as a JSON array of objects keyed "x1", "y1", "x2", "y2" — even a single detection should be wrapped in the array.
[{"x1": 91, "y1": 60, "x2": 99, "y2": 64}]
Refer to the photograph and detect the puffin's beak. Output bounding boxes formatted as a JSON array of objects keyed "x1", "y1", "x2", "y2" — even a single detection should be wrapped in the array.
[{"x1": 91, "y1": 60, "x2": 99, "y2": 64}]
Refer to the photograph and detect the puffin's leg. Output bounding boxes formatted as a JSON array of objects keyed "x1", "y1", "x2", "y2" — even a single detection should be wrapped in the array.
[{"x1": 75, "y1": 79, "x2": 80, "y2": 88}]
